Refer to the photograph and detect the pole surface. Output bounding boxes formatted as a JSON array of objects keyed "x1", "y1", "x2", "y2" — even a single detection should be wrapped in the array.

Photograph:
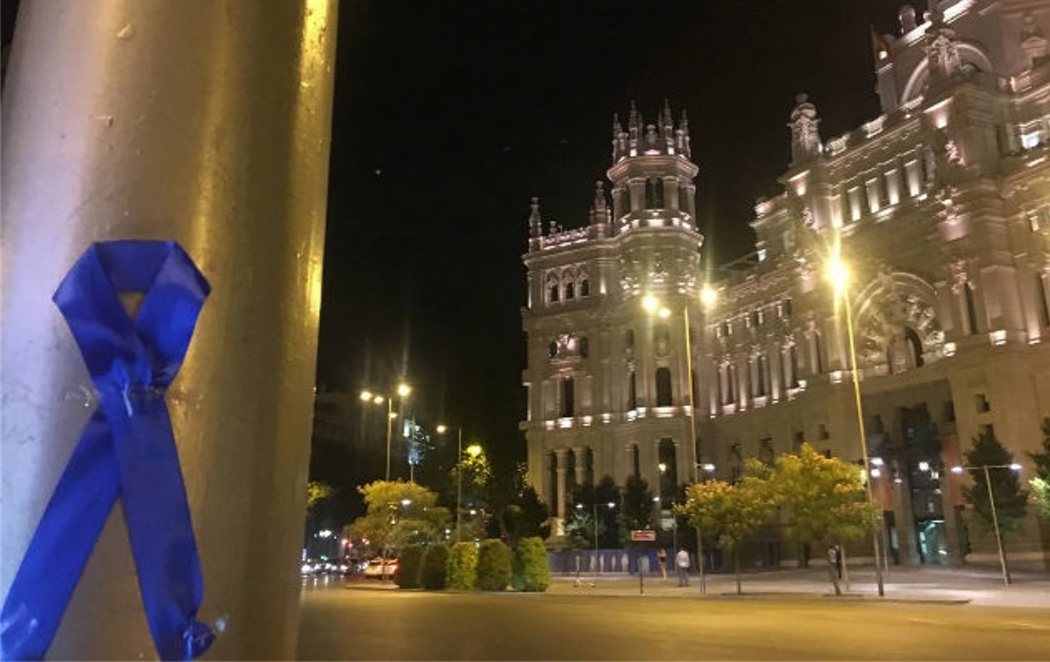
[
  {"x1": 683, "y1": 308, "x2": 706, "y2": 593},
  {"x1": 385, "y1": 398, "x2": 394, "y2": 481},
  {"x1": 456, "y1": 427, "x2": 463, "y2": 542},
  {"x1": 843, "y1": 287, "x2": 886, "y2": 596},
  {"x1": 984, "y1": 465, "x2": 1011, "y2": 586},
  {"x1": 1, "y1": 1, "x2": 338, "y2": 658}
]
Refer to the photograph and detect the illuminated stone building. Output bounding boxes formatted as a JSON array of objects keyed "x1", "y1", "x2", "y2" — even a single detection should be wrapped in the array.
[{"x1": 521, "y1": 0, "x2": 1050, "y2": 564}]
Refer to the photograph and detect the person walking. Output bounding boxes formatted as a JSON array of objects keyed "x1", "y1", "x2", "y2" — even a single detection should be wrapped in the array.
[
  {"x1": 657, "y1": 548, "x2": 668, "y2": 580},
  {"x1": 675, "y1": 548, "x2": 690, "y2": 587}
]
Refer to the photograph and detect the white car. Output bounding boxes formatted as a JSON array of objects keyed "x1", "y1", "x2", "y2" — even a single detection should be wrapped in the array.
[{"x1": 363, "y1": 558, "x2": 398, "y2": 579}]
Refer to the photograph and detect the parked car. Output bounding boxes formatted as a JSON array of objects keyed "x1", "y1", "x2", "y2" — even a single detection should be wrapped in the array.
[
  {"x1": 363, "y1": 557, "x2": 398, "y2": 579},
  {"x1": 301, "y1": 558, "x2": 349, "y2": 576}
]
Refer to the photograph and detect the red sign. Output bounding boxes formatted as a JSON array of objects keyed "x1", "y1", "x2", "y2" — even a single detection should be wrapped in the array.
[{"x1": 630, "y1": 530, "x2": 656, "y2": 542}]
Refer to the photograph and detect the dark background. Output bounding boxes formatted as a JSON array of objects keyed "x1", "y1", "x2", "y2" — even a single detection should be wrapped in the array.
[{"x1": 2, "y1": 0, "x2": 913, "y2": 520}]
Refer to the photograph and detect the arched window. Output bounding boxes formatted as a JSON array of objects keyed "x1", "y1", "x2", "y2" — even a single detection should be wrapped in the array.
[
  {"x1": 579, "y1": 278, "x2": 590, "y2": 297},
  {"x1": 627, "y1": 370, "x2": 638, "y2": 409},
  {"x1": 564, "y1": 280, "x2": 575, "y2": 300},
  {"x1": 655, "y1": 367, "x2": 673, "y2": 406},
  {"x1": 579, "y1": 337, "x2": 589, "y2": 358},
  {"x1": 561, "y1": 376, "x2": 575, "y2": 417},
  {"x1": 548, "y1": 283, "x2": 559, "y2": 303},
  {"x1": 905, "y1": 327, "x2": 924, "y2": 368},
  {"x1": 548, "y1": 341, "x2": 558, "y2": 358}
]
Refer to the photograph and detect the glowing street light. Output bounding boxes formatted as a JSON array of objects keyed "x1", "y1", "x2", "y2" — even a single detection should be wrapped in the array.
[
  {"x1": 642, "y1": 291, "x2": 710, "y2": 593},
  {"x1": 360, "y1": 383, "x2": 413, "y2": 481},
  {"x1": 466, "y1": 444, "x2": 483, "y2": 458},
  {"x1": 950, "y1": 462, "x2": 1023, "y2": 585},
  {"x1": 700, "y1": 284, "x2": 718, "y2": 308},
  {"x1": 436, "y1": 424, "x2": 448, "y2": 434},
  {"x1": 826, "y1": 251, "x2": 885, "y2": 597}
]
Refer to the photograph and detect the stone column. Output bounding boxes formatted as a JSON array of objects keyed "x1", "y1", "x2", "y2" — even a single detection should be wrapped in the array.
[
  {"x1": 555, "y1": 449, "x2": 569, "y2": 519},
  {"x1": 1, "y1": 2, "x2": 338, "y2": 659},
  {"x1": 573, "y1": 446, "x2": 588, "y2": 486}
]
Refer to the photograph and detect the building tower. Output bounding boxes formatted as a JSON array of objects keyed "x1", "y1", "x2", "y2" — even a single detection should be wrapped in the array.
[{"x1": 521, "y1": 101, "x2": 704, "y2": 537}]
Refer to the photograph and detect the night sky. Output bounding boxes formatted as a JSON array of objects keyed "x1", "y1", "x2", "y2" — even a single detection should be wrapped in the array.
[
  {"x1": 1, "y1": 0, "x2": 912, "y2": 509},
  {"x1": 320, "y1": 1, "x2": 909, "y2": 473}
]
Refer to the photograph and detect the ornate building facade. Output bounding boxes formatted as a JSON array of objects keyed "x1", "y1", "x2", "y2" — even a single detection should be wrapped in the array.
[{"x1": 521, "y1": 0, "x2": 1050, "y2": 564}]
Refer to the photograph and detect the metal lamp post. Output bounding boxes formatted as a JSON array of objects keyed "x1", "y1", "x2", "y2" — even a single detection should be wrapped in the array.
[
  {"x1": 827, "y1": 255, "x2": 886, "y2": 597},
  {"x1": 951, "y1": 463, "x2": 1022, "y2": 585},
  {"x1": 360, "y1": 383, "x2": 412, "y2": 481},
  {"x1": 644, "y1": 288, "x2": 718, "y2": 593}
]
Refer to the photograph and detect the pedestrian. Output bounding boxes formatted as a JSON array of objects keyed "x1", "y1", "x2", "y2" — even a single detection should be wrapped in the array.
[
  {"x1": 826, "y1": 545, "x2": 841, "y2": 596},
  {"x1": 657, "y1": 548, "x2": 668, "y2": 580},
  {"x1": 675, "y1": 548, "x2": 690, "y2": 587}
]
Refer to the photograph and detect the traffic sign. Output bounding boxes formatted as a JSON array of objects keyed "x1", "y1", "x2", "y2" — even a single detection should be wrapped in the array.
[{"x1": 630, "y1": 529, "x2": 656, "y2": 542}]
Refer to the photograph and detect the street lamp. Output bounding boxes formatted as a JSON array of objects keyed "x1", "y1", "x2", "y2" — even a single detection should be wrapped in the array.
[
  {"x1": 576, "y1": 500, "x2": 616, "y2": 579},
  {"x1": 360, "y1": 383, "x2": 412, "y2": 481},
  {"x1": 643, "y1": 290, "x2": 714, "y2": 592},
  {"x1": 826, "y1": 253, "x2": 886, "y2": 597},
  {"x1": 437, "y1": 424, "x2": 465, "y2": 542},
  {"x1": 950, "y1": 463, "x2": 1023, "y2": 585}
]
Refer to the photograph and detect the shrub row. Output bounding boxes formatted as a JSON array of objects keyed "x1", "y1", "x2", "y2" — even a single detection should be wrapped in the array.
[{"x1": 394, "y1": 537, "x2": 548, "y2": 592}]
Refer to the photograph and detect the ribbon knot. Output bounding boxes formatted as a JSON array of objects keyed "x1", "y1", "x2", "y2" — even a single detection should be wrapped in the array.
[{"x1": 2, "y1": 241, "x2": 214, "y2": 661}]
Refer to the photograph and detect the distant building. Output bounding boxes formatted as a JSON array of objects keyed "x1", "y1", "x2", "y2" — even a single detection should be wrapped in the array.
[{"x1": 521, "y1": 0, "x2": 1050, "y2": 565}]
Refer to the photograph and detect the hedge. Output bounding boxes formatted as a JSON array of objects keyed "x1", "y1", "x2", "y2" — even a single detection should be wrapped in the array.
[
  {"x1": 512, "y1": 536, "x2": 550, "y2": 592},
  {"x1": 447, "y1": 542, "x2": 479, "y2": 590},
  {"x1": 421, "y1": 544, "x2": 449, "y2": 590},
  {"x1": 395, "y1": 546, "x2": 425, "y2": 589},
  {"x1": 476, "y1": 539, "x2": 512, "y2": 591}
]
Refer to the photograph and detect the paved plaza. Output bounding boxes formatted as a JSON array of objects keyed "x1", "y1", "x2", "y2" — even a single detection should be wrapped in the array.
[{"x1": 298, "y1": 566, "x2": 1050, "y2": 660}]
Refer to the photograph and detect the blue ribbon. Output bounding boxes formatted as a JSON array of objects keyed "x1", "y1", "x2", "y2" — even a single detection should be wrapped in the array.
[{"x1": 2, "y1": 241, "x2": 214, "y2": 661}]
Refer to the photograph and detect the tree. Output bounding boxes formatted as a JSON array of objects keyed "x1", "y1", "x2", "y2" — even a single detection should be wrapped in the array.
[
  {"x1": 447, "y1": 542, "x2": 479, "y2": 590},
  {"x1": 512, "y1": 537, "x2": 550, "y2": 592},
  {"x1": 489, "y1": 462, "x2": 551, "y2": 543},
  {"x1": 502, "y1": 485, "x2": 551, "y2": 544},
  {"x1": 347, "y1": 481, "x2": 450, "y2": 557},
  {"x1": 306, "y1": 481, "x2": 334, "y2": 508},
  {"x1": 963, "y1": 430, "x2": 1029, "y2": 536},
  {"x1": 619, "y1": 475, "x2": 654, "y2": 544},
  {"x1": 677, "y1": 474, "x2": 776, "y2": 594},
  {"x1": 769, "y1": 444, "x2": 876, "y2": 594},
  {"x1": 1027, "y1": 418, "x2": 1050, "y2": 520},
  {"x1": 476, "y1": 539, "x2": 512, "y2": 591},
  {"x1": 446, "y1": 442, "x2": 493, "y2": 539}
]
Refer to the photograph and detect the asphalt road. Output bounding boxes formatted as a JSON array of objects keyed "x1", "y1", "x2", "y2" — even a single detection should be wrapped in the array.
[{"x1": 298, "y1": 585, "x2": 1050, "y2": 660}]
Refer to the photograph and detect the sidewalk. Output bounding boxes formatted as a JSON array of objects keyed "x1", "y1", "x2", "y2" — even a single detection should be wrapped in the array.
[{"x1": 547, "y1": 565, "x2": 1050, "y2": 608}]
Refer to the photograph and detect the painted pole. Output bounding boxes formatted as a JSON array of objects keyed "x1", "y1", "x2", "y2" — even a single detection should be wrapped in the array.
[{"x1": 1, "y1": 1, "x2": 338, "y2": 658}]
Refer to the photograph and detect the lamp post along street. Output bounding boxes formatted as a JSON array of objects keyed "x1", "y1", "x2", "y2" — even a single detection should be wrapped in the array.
[
  {"x1": 984, "y1": 464, "x2": 1010, "y2": 586},
  {"x1": 950, "y1": 463, "x2": 1020, "y2": 586},
  {"x1": 457, "y1": 427, "x2": 463, "y2": 543},
  {"x1": 385, "y1": 397, "x2": 394, "y2": 481},
  {"x1": 835, "y1": 263, "x2": 886, "y2": 597},
  {"x1": 682, "y1": 306, "x2": 707, "y2": 594}
]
